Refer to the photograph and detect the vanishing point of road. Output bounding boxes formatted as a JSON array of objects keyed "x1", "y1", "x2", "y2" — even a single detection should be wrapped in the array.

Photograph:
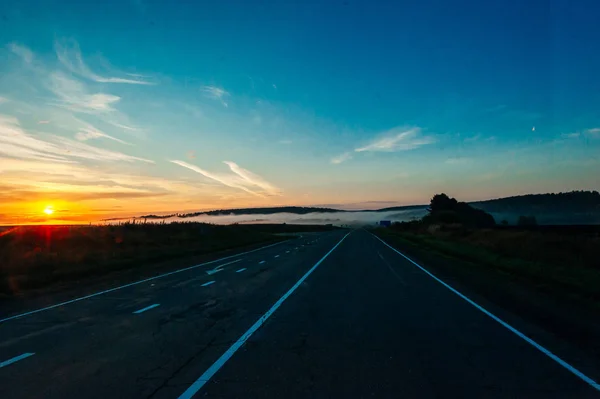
[{"x1": 0, "y1": 229, "x2": 599, "y2": 398}]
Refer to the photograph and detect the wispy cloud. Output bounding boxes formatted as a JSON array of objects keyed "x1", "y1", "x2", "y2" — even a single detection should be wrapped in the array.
[
  {"x1": 8, "y1": 42, "x2": 34, "y2": 64},
  {"x1": 51, "y1": 136, "x2": 152, "y2": 162},
  {"x1": 561, "y1": 132, "x2": 580, "y2": 139},
  {"x1": 3, "y1": 42, "x2": 144, "y2": 139},
  {"x1": 559, "y1": 128, "x2": 599, "y2": 140},
  {"x1": 0, "y1": 174, "x2": 170, "y2": 206},
  {"x1": 171, "y1": 160, "x2": 280, "y2": 197},
  {"x1": 279, "y1": 139, "x2": 292, "y2": 144},
  {"x1": 355, "y1": 127, "x2": 435, "y2": 152},
  {"x1": 201, "y1": 85, "x2": 229, "y2": 107},
  {"x1": 0, "y1": 158, "x2": 208, "y2": 196},
  {"x1": 54, "y1": 39, "x2": 154, "y2": 85},
  {"x1": 106, "y1": 120, "x2": 142, "y2": 133},
  {"x1": 0, "y1": 96, "x2": 8, "y2": 104},
  {"x1": 224, "y1": 161, "x2": 281, "y2": 196},
  {"x1": 48, "y1": 72, "x2": 121, "y2": 113},
  {"x1": 75, "y1": 126, "x2": 130, "y2": 145},
  {"x1": 171, "y1": 160, "x2": 259, "y2": 196},
  {"x1": 331, "y1": 152, "x2": 352, "y2": 164},
  {"x1": 0, "y1": 114, "x2": 150, "y2": 163},
  {"x1": 585, "y1": 128, "x2": 600, "y2": 137},
  {"x1": 0, "y1": 114, "x2": 72, "y2": 162},
  {"x1": 4, "y1": 179, "x2": 152, "y2": 196}
]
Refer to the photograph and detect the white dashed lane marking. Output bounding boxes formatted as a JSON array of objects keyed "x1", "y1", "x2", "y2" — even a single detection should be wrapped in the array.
[
  {"x1": 132, "y1": 304, "x2": 160, "y2": 314},
  {"x1": 0, "y1": 240, "x2": 286, "y2": 324},
  {"x1": 0, "y1": 353, "x2": 35, "y2": 369},
  {"x1": 177, "y1": 232, "x2": 351, "y2": 399}
]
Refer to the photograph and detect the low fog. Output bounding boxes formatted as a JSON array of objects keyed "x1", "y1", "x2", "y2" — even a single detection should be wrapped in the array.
[{"x1": 116, "y1": 208, "x2": 429, "y2": 226}]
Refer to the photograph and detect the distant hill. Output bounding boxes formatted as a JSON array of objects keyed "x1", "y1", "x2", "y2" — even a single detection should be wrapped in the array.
[
  {"x1": 472, "y1": 191, "x2": 600, "y2": 212},
  {"x1": 125, "y1": 191, "x2": 600, "y2": 225},
  {"x1": 471, "y1": 191, "x2": 600, "y2": 225},
  {"x1": 372, "y1": 205, "x2": 428, "y2": 212},
  {"x1": 134, "y1": 206, "x2": 344, "y2": 220},
  {"x1": 181, "y1": 206, "x2": 342, "y2": 217}
]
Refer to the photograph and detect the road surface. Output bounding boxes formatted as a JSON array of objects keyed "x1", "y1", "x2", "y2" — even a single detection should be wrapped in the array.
[{"x1": 0, "y1": 229, "x2": 598, "y2": 398}]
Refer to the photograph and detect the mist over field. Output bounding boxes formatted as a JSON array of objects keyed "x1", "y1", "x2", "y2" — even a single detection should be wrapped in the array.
[
  {"x1": 95, "y1": 191, "x2": 600, "y2": 227},
  {"x1": 108, "y1": 208, "x2": 429, "y2": 226},
  {"x1": 483, "y1": 212, "x2": 600, "y2": 225}
]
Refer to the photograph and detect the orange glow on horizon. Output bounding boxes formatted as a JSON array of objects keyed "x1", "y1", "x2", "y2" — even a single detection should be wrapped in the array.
[{"x1": 2, "y1": 195, "x2": 325, "y2": 226}]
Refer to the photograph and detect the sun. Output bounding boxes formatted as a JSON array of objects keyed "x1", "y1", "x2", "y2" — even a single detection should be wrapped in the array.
[{"x1": 43, "y1": 206, "x2": 54, "y2": 215}]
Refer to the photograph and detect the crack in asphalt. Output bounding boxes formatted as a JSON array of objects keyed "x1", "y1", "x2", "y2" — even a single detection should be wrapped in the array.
[
  {"x1": 145, "y1": 335, "x2": 219, "y2": 399},
  {"x1": 139, "y1": 299, "x2": 243, "y2": 397},
  {"x1": 157, "y1": 299, "x2": 219, "y2": 326}
]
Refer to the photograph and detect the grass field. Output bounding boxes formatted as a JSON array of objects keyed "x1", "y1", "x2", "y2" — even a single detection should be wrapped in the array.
[
  {"x1": 375, "y1": 224, "x2": 600, "y2": 308},
  {"x1": 0, "y1": 222, "x2": 338, "y2": 297}
]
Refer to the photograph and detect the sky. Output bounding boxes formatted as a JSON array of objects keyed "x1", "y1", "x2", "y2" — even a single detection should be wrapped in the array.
[{"x1": 1, "y1": 0, "x2": 599, "y2": 224}]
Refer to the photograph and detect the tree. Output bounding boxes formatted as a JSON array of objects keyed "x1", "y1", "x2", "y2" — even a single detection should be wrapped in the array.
[
  {"x1": 425, "y1": 193, "x2": 496, "y2": 228},
  {"x1": 428, "y1": 193, "x2": 458, "y2": 213}
]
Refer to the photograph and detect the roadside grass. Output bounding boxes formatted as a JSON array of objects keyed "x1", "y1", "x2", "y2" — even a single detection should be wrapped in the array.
[
  {"x1": 0, "y1": 222, "x2": 317, "y2": 296},
  {"x1": 374, "y1": 227, "x2": 600, "y2": 309}
]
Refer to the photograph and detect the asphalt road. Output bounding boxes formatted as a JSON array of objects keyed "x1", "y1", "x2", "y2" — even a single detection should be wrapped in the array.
[{"x1": 0, "y1": 229, "x2": 598, "y2": 398}]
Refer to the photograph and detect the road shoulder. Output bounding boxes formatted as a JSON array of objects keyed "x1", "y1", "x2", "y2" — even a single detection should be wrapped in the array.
[{"x1": 372, "y1": 228, "x2": 600, "y2": 384}]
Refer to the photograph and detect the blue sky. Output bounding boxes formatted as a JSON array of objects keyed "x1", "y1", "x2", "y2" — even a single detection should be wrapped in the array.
[{"x1": 1, "y1": 0, "x2": 599, "y2": 223}]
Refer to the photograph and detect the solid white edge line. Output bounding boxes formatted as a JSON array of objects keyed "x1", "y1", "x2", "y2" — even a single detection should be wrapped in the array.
[
  {"x1": 0, "y1": 352, "x2": 35, "y2": 368},
  {"x1": 371, "y1": 232, "x2": 600, "y2": 392},
  {"x1": 0, "y1": 240, "x2": 288, "y2": 324},
  {"x1": 132, "y1": 303, "x2": 160, "y2": 314},
  {"x1": 177, "y1": 231, "x2": 351, "y2": 399}
]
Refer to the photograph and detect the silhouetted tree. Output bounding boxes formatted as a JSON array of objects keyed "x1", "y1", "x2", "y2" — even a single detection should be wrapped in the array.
[
  {"x1": 425, "y1": 193, "x2": 496, "y2": 228},
  {"x1": 428, "y1": 193, "x2": 458, "y2": 213}
]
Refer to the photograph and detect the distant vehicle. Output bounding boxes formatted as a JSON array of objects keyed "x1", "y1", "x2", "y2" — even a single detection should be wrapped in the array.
[{"x1": 379, "y1": 220, "x2": 391, "y2": 227}]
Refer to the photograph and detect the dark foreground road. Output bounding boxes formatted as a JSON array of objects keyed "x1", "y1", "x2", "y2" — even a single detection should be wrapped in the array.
[{"x1": 0, "y1": 229, "x2": 599, "y2": 398}]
